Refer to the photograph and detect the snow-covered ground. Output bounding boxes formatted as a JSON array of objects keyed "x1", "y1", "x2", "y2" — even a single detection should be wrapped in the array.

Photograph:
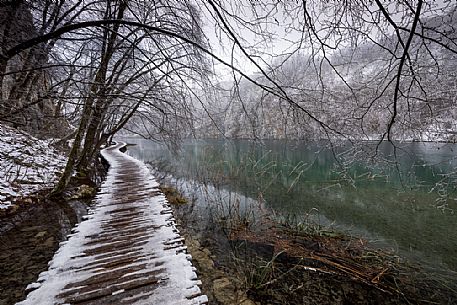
[{"x1": 0, "y1": 124, "x2": 66, "y2": 210}]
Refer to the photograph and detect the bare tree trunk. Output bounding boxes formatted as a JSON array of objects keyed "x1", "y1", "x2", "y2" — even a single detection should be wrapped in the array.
[
  {"x1": 50, "y1": 96, "x2": 94, "y2": 196},
  {"x1": 0, "y1": 58, "x2": 7, "y2": 101},
  {"x1": 0, "y1": 1, "x2": 24, "y2": 103},
  {"x1": 76, "y1": 1, "x2": 127, "y2": 173},
  {"x1": 76, "y1": 99, "x2": 104, "y2": 173},
  {"x1": 52, "y1": 1, "x2": 128, "y2": 194}
]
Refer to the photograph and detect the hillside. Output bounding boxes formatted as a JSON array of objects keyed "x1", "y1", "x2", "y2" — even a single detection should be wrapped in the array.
[
  {"x1": 195, "y1": 6, "x2": 457, "y2": 141},
  {"x1": 0, "y1": 124, "x2": 66, "y2": 211}
]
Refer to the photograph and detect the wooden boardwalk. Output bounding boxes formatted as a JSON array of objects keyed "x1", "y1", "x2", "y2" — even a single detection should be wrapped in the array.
[{"x1": 18, "y1": 143, "x2": 207, "y2": 305}]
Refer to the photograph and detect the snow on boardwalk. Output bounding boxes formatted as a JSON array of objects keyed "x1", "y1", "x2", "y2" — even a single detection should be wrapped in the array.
[{"x1": 17, "y1": 142, "x2": 208, "y2": 305}]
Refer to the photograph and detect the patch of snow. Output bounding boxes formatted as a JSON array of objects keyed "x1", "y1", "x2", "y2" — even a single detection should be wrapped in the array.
[
  {"x1": 0, "y1": 124, "x2": 66, "y2": 209},
  {"x1": 25, "y1": 282, "x2": 42, "y2": 291}
]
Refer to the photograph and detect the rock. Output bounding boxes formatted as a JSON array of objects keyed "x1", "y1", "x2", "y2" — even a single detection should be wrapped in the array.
[
  {"x1": 202, "y1": 248, "x2": 212, "y2": 257},
  {"x1": 23, "y1": 198, "x2": 33, "y2": 204},
  {"x1": 20, "y1": 226, "x2": 43, "y2": 232},
  {"x1": 194, "y1": 249, "x2": 215, "y2": 270},
  {"x1": 34, "y1": 231, "x2": 47, "y2": 239},
  {"x1": 213, "y1": 278, "x2": 236, "y2": 304},
  {"x1": 182, "y1": 234, "x2": 258, "y2": 304},
  {"x1": 43, "y1": 237, "x2": 55, "y2": 248},
  {"x1": 239, "y1": 299, "x2": 257, "y2": 305},
  {"x1": 72, "y1": 184, "x2": 96, "y2": 199}
]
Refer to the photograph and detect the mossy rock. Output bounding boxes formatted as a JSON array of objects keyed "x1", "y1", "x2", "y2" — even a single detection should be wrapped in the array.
[{"x1": 71, "y1": 184, "x2": 96, "y2": 199}]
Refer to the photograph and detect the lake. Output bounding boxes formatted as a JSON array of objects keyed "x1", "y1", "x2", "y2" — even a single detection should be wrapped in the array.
[{"x1": 123, "y1": 138, "x2": 457, "y2": 274}]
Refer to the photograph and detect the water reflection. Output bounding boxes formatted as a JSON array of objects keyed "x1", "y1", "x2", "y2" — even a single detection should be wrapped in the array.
[{"x1": 123, "y1": 138, "x2": 457, "y2": 273}]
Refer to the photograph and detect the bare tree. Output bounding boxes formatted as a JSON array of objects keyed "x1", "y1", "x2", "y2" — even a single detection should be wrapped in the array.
[
  {"x1": 196, "y1": 1, "x2": 457, "y2": 144},
  {"x1": 2, "y1": 0, "x2": 457, "y2": 196}
]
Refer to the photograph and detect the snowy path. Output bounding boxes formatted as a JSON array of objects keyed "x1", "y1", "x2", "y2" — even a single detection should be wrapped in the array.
[{"x1": 17, "y1": 142, "x2": 208, "y2": 305}]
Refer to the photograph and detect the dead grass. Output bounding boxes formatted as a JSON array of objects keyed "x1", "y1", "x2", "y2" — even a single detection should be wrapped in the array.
[
  {"x1": 160, "y1": 186, "x2": 188, "y2": 205},
  {"x1": 228, "y1": 222, "x2": 457, "y2": 304}
]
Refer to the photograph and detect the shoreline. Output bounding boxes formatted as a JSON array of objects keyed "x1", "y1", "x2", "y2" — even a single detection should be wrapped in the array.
[{"x1": 161, "y1": 181, "x2": 457, "y2": 305}]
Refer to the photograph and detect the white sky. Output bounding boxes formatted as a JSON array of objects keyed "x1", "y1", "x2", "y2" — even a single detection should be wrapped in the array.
[
  {"x1": 198, "y1": 0, "x2": 303, "y2": 79},
  {"x1": 198, "y1": 0, "x2": 454, "y2": 81}
]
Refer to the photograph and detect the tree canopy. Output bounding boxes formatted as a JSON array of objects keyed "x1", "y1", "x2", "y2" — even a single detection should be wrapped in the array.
[{"x1": 1, "y1": 0, "x2": 456, "y2": 193}]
